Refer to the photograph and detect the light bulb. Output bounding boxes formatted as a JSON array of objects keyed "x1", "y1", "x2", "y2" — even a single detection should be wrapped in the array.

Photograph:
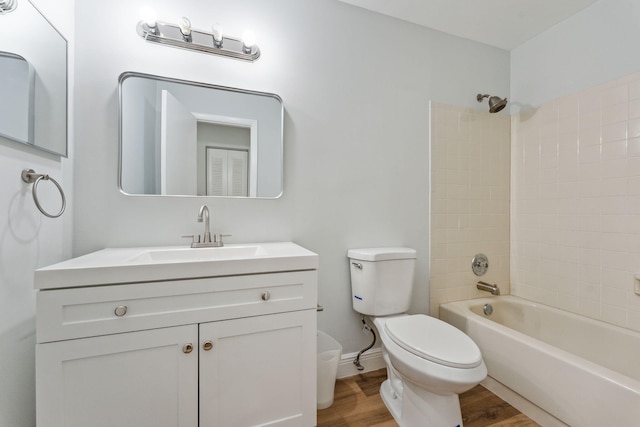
[
  {"x1": 212, "y1": 23, "x2": 223, "y2": 46},
  {"x1": 139, "y1": 5, "x2": 157, "y2": 28},
  {"x1": 179, "y1": 17, "x2": 192, "y2": 36},
  {"x1": 242, "y1": 30, "x2": 256, "y2": 52},
  {"x1": 0, "y1": 0, "x2": 17, "y2": 14}
]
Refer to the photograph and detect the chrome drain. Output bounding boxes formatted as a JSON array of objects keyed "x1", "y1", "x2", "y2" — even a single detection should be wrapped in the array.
[{"x1": 483, "y1": 303, "x2": 493, "y2": 316}]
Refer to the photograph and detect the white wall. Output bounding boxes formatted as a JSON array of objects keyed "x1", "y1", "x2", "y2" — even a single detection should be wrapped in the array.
[
  {"x1": 511, "y1": 72, "x2": 640, "y2": 331},
  {"x1": 511, "y1": 0, "x2": 640, "y2": 109},
  {"x1": 0, "y1": 1, "x2": 74, "y2": 425},
  {"x1": 430, "y1": 103, "x2": 511, "y2": 317},
  {"x1": 73, "y1": 0, "x2": 508, "y2": 355},
  {"x1": 510, "y1": 0, "x2": 640, "y2": 331}
]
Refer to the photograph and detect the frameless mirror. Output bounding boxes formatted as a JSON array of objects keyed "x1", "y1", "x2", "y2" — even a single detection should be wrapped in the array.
[
  {"x1": 0, "y1": 0, "x2": 68, "y2": 156},
  {"x1": 119, "y1": 72, "x2": 283, "y2": 198}
]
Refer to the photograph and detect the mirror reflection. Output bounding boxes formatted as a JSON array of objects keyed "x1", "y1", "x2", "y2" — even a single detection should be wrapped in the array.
[
  {"x1": 0, "y1": 0, "x2": 68, "y2": 156},
  {"x1": 119, "y1": 73, "x2": 283, "y2": 198}
]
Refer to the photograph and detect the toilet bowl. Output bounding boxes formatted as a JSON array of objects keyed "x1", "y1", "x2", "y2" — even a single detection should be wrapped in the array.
[
  {"x1": 348, "y1": 248, "x2": 487, "y2": 426},
  {"x1": 372, "y1": 315, "x2": 487, "y2": 426}
]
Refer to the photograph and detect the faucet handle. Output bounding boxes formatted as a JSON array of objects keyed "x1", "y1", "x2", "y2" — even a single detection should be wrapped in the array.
[
  {"x1": 213, "y1": 233, "x2": 232, "y2": 246},
  {"x1": 182, "y1": 234, "x2": 201, "y2": 245}
]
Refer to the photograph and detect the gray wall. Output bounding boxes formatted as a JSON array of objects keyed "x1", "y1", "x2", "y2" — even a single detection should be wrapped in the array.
[
  {"x1": 0, "y1": 1, "x2": 74, "y2": 426},
  {"x1": 511, "y1": 0, "x2": 640, "y2": 108},
  {"x1": 73, "y1": 0, "x2": 509, "y2": 356}
]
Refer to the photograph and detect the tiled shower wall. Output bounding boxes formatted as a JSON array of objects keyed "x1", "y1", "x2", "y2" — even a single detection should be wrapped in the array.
[
  {"x1": 430, "y1": 102, "x2": 511, "y2": 316},
  {"x1": 511, "y1": 72, "x2": 640, "y2": 332}
]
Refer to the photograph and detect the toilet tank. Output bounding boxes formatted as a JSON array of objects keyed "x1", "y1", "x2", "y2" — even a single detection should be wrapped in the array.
[{"x1": 348, "y1": 248, "x2": 416, "y2": 316}]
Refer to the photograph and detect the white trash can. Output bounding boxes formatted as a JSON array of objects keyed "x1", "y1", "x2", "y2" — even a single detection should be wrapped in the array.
[{"x1": 317, "y1": 330, "x2": 343, "y2": 409}]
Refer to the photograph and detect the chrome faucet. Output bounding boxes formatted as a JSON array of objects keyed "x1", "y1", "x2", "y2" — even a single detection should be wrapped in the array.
[
  {"x1": 477, "y1": 281, "x2": 500, "y2": 296},
  {"x1": 198, "y1": 205, "x2": 212, "y2": 244},
  {"x1": 183, "y1": 205, "x2": 230, "y2": 248}
]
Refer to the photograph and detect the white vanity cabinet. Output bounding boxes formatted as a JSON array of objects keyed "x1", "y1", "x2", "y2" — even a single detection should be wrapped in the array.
[
  {"x1": 34, "y1": 243, "x2": 318, "y2": 427},
  {"x1": 37, "y1": 325, "x2": 200, "y2": 427}
]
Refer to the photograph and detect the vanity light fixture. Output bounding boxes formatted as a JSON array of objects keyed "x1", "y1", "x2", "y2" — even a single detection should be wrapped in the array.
[
  {"x1": 0, "y1": 0, "x2": 17, "y2": 14},
  {"x1": 179, "y1": 17, "x2": 192, "y2": 42},
  {"x1": 212, "y1": 23, "x2": 223, "y2": 47},
  {"x1": 136, "y1": 8, "x2": 260, "y2": 62},
  {"x1": 242, "y1": 30, "x2": 256, "y2": 54}
]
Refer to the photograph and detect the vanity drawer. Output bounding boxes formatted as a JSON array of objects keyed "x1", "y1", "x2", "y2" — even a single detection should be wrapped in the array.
[{"x1": 37, "y1": 270, "x2": 317, "y2": 343}]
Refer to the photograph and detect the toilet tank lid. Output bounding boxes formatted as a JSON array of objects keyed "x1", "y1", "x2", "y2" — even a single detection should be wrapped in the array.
[{"x1": 347, "y1": 247, "x2": 416, "y2": 261}]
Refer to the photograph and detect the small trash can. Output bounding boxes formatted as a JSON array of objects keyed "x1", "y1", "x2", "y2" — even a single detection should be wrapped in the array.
[{"x1": 317, "y1": 330, "x2": 343, "y2": 409}]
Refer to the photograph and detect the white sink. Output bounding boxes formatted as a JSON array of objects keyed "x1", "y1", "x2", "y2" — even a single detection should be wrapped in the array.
[
  {"x1": 129, "y1": 245, "x2": 267, "y2": 263},
  {"x1": 35, "y1": 242, "x2": 318, "y2": 289}
]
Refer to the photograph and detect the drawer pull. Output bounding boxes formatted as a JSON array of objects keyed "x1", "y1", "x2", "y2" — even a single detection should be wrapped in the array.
[
  {"x1": 202, "y1": 340, "x2": 213, "y2": 351},
  {"x1": 261, "y1": 291, "x2": 271, "y2": 301},
  {"x1": 114, "y1": 305, "x2": 128, "y2": 317},
  {"x1": 183, "y1": 343, "x2": 194, "y2": 354}
]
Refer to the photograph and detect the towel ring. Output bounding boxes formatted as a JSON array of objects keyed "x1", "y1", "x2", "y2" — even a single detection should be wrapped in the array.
[{"x1": 21, "y1": 169, "x2": 66, "y2": 218}]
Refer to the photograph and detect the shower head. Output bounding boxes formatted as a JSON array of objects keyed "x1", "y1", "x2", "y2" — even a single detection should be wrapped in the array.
[{"x1": 476, "y1": 93, "x2": 508, "y2": 113}]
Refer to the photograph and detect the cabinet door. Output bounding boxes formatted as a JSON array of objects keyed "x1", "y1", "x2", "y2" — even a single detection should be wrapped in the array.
[
  {"x1": 36, "y1": 325, "x2": 198, "y2": 427},
  {"x1": 199, "y1": 310, "x2": 316, "y2": 427}
]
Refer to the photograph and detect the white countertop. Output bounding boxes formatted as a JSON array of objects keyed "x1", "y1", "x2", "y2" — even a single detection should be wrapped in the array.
[{"x1": 35, "y1": 242, "x2": 319, "y2": 290}]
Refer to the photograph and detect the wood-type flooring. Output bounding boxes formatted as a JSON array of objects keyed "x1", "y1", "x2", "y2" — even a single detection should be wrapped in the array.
[{"x1": 317, "y1": 369, "x2": 541, "y2": 427}]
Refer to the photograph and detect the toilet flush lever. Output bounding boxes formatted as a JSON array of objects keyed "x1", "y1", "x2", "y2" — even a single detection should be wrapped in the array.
[{"x1": 352, "y1": 262, "x2": 363, "y2": 269}]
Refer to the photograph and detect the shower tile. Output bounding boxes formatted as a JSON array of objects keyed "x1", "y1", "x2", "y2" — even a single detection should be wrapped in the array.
[
  {"x1": 559, "y1": 94, "x2": 580, "y2": 118},
  {"x1": 628, "y1": 117, "x2": 640, "y2": 139},
  {"x1": 602, "y1": 250, "x2": 629, "y2": 271},
  {"x1": 601, "y1": 177, "x2": 628, "y2": 196},
  {"x1": 430, "y1": 102, "x2": 510, "y2": 312},
  {"x1": 557, "y1": 294, "x2": 579, "y2": 313},
  {"x1": 603, "y1": 84, "x2": 629, "y2": 106},
  {"x1": 578, "y1": 213, "x2": 601, "y2": 231},
  {"x1": 602, "y1": 102, "x2": 628, "y2": 125},
  {"x1": 628, "y1": 77, "x2": 640, "y2": 100},
  {"x1": 628, "y1": 98, "x2": 640, "y2": 119},
  {"x1": 600, "y1": 231, "x2": 630, "y2": 252},
  {"x1": 627, "y1": 215, "x2": 640, "y2": 234},
  {"x1": 579, "y1": 89, "x2": 602, "y2": 112},
  {"x1": 602, "y1": 121, "x2": 627, "y2": 143},
  {"x1": 579, "y1": 144, "x2": 601, "y2": 164},
  {"x1": 628, "y1": 195, "x2": 640, "y2": 215},
  {"x1": 626, "y1": 157, "x2": 640, "y2": 176},
  {"x1": 579, "y1": 124, "x2": 601, "y2": 147},
  {"x1": 627, "y1": 137, "x2": 640, "y2": 157},
  {"x1": 602, "y1": 158, "x2": 628, "y2": 179},
  {"x1": 578, "y1": 299, "x2": 602, "y2": 319},
  {"x1": 602, "y1": 303, "x2": 627, "y2": 327},
  {"x1": 601, "y1": 196, "x2": 627, "y2": 215},
  {"x1": 627, "y1": 176, "x2": 640, "y2": 194},
  {"x1": 627, "y1": 310, "x2": 640, "y2": 329}
]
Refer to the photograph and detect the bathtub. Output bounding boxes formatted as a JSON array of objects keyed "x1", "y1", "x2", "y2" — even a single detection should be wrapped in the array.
[{"x1": 440, "y1": 296, "x2": 640, "y2": 427}]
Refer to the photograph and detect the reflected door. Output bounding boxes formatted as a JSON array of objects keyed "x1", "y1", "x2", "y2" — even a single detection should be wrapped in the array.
[
  {"x1": 160, "y1": 90, "x2": 197, "y2": 195},
  {"x1": 206, "y1": 148, "x2": 248, "y2": 197}
]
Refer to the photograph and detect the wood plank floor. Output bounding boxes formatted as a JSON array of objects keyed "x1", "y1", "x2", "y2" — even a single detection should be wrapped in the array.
[{"x1": 317, "y1": 369, "x2": 540, "y2": 427}]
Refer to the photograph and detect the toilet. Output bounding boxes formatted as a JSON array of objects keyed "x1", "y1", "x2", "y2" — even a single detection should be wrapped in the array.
[{"x1": 348, "y1": 248, "x2": 487, "y2": 427}]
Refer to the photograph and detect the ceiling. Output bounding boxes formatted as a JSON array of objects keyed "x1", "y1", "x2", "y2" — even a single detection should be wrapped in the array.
[{"x1": 337, "y1": 0, "x2": 600, "y2": 50}]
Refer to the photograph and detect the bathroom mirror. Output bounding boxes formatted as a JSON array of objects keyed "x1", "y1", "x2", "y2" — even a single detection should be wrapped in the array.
[
  {"x1": 0, "y1": 0, "x2": 68, "y2": 156},
  {"x1": 119, "y1": 72, "x2": 283, "y2": 198}
]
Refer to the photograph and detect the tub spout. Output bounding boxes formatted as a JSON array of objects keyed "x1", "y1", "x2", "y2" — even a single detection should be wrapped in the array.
[{"x1": 477, "y1": 281, "x2": 500, "y2": 295}]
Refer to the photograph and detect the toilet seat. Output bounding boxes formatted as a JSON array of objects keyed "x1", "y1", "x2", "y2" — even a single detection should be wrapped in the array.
[{"x1": 384, "y1": 315, "x2": 482, "y2": 369}]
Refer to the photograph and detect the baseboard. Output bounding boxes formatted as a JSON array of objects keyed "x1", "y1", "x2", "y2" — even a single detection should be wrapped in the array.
[{"x1": 336, "y1": 348, "x2": 386, "y2": 379}]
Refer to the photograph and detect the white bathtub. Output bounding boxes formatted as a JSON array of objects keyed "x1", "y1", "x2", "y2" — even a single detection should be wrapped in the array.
[{"x1": 440, "y1": 296, "x2": 640, "y2": 427}]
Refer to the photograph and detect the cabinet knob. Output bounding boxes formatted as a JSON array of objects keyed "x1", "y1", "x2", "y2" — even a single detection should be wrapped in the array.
[
  {"x1": 202, "y1": 340, "x2": 213, "y2": 351},
  {"x1": 183, "y1": 343, "x2": 194, "y2": 354},
  {"x1": 114, "y1": 305, "x2": 128, "y2": 317},
  {"x1": 261, "y1": 291, "x2": 270, "y2": 301}
]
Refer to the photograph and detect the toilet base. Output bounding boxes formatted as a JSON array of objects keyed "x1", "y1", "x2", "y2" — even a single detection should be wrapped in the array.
[{"x1": 380, "y1": 379, "x2": 464, "y2": 427}]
